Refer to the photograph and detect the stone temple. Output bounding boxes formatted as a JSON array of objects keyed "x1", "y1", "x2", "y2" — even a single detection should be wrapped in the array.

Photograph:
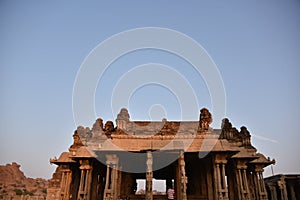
[{"x1": 47, "y1": 108, "x2": 275, "y2": 200}]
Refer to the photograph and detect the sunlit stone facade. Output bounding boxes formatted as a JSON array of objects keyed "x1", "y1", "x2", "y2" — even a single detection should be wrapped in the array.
[{"x1": 47, "y1": 108, "x2": 274, "y2": 200}]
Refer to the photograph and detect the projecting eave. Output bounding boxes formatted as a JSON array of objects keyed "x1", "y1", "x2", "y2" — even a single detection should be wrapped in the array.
[
  {"x1": 186, "y1": 139, "x2": 239, "y2": 153},
  {"x1": 265, "y1": 174, "x2": 300, "y2": 180},
  {"x1": 50, "y1": 152, "x2": 75, "y2": 164},
  {"x1": 230, "y1": 148, "x2": 259, "y2": 160},
  {"x1": 71, "y1": 146, "x2": 97, "y2": 159},
  {"x1": 249, "y1": 153, "x2": 275, "y2": 166}
]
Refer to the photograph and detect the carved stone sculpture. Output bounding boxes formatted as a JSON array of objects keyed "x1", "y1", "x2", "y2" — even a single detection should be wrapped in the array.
[
  {"x1": 199, "y1": 108, "x2": 212, "y2": 130},
  {"x1": 240, "y1": 126, "x2": 250, "y2": 137},
  {"x1": 116, "y1": 108, "x2": 130, "y2": 130},
  {"x1": 240, "y1": 126, "x2": 251, "y2": 148},
  {"x1": 221, "y1": 118, "x2": 232, "y2": 131},
  {"x1": 70, "y1": 131, "x2": 84, "y2": 149},
  {"x1": 92, "y1": 118, "x2": 104, "y2": 132},
  {"x1": 104, "y1": 121, "x2": 115, "y2": 137},
  {"x1": 104, "y1": 121, "x2": 114, "y2": 132},
  {"x1": 117, "y1": 108, "x2": 130, "y2": 121}
]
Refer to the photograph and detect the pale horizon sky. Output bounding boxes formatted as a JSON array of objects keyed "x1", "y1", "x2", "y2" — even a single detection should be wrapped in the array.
[{"x1": 1, "y1": 1, "x2": 300, "y2": 179}]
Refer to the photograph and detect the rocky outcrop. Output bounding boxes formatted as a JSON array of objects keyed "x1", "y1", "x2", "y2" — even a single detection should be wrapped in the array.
[{"x1": 0, "y1": 162, "x2": 48, "y2": 200}]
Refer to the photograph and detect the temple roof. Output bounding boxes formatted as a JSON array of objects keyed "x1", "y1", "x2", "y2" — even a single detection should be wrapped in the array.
[
  {"x1": 71, "y1": 146, "x2": 96, "y2": 158},
  {"x1": 250, "y1": 153, "x2": 275, "y2": 165},
  {"x1": 50, "y1": 108, "x2": 275, "y2": 168},
  {"x1": 50, "y1": 152, "x2": 75, "y2": 164},
  {"x1": 72, "y1": 108, "x2": 261, "y2": 154}
]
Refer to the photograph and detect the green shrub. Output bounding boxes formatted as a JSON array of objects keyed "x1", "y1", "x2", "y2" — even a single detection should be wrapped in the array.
[
  {"x1": 23, "y1": 189, "x2": 34, "y2": 196},
  {"x1": 14, "y1": 189, "x2": 23, "y2": 195}
]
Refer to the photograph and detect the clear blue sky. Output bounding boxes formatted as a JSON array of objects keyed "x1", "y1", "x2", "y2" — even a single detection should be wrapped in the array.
[{"x1": 0, "y1": 1, "x2": 299, "y2": 179}]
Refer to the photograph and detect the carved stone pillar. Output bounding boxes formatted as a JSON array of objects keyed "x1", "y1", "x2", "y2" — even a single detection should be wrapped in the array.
[
  {"x1": 268, "y1": 185, "x2": 278, "y2": 200},
  {"x1": 77, "y1": 160, "x2": 93, "y2": 200},
  {"x1": 278, "y1": 178, "x2": 288, "y2": 200},
  {"x1": 117, "y1": 166, "x2": 122, "y2": 199},
  {"x1": 178, "y1": 152, "x2": 187, "y2": 200},
  {"x1": 242, "y1": 169, "x2": 250, "y2": 198},
  {"x1": 289, "y1": 183, "x2": 296, "y2": 200},
  {"x1": 213, "y1": 154, "x2": 229, "y2": 200},
  {"x1": 146, "y1": 151, "x2": 153, "y2": 200},
  {"x1": 104, "y1": 154, "x2": 120, "y2": 200},
  {"x1": 235, "y1": 162, "x2": 250, "y2": 200},
  {"x1": 252, "y1": 168, "x2": 268, "y2": 200},
  {"x1": 60, "y1": 165, "x2": 72, "y2": 200}
]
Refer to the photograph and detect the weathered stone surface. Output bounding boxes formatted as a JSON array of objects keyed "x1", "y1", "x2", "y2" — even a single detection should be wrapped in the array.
[
  {"x1": 199, "y1": 108, "x2": 212, "y2": 130},
  {"x1": 92, "y1": 118, "x2": 104, "y2": 132},
  {"x1": 264, "y1": 174, "x2": 300, "y2": 200},
  {"x1": 69, "y1": 130, "x2": 84, "y2": 151},
  {"x1": 48, "y1": 107, "x2": 275, "y2": 200}
]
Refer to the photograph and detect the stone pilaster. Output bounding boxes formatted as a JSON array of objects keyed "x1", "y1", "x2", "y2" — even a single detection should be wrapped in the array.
[
  {"x1": 77, "y1": 160, "x2": 93, "y2": 200},
  {"x1": 59, "y1": 165, "x2": 72, "y2": 200},
  {"x1": 277, "y1": 177, "x2": 288, "y2": 200},
  {"x1": 235, "y1": 161, "x2": 250, "y2": 200},
  {"x1": 288, "y1": 183, "x2": 297, "y2": 200},
  {"x1": 213, "y1": 154, "x2": 229, "y2": 200},
  {"x1": 146, "y1": 151, "x2": 153, "y2": 200},
  {"x1": 104, "y1": 154, "x2": 120, "y2": 200},
  {"x1": 252, "y1": 165, "x2": 268, "y2": 200},
  {"x1": 178, "y1": 152, "x2": 187, "y2": 200},
  {"x1": 267, "y1": 184, "x2": 278, "y2": 200}
]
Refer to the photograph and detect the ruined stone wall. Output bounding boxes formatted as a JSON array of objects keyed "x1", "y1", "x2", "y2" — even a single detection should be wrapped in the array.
[{"x1": 45, "y1": 166, "x2": 62, "y2": 200}]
